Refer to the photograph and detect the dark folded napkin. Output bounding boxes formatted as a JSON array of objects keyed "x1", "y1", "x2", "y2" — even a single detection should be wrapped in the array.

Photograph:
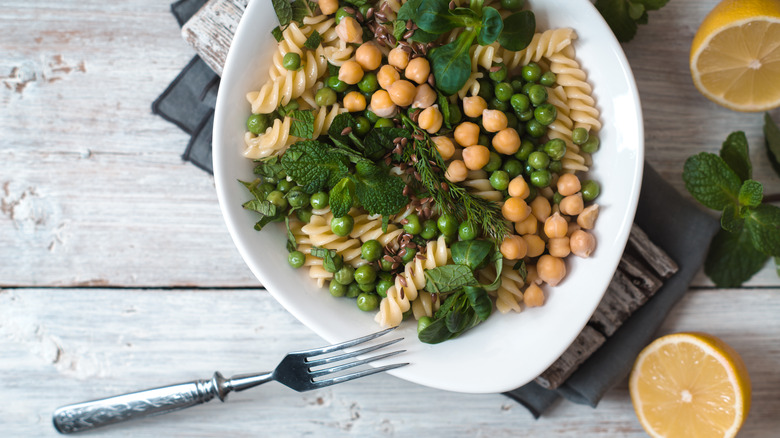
[{"x1": 153, "y1": 0, "x2": 721, "y2": 417}]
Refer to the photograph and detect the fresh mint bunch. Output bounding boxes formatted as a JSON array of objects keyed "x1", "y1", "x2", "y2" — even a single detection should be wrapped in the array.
[
  {"x1": 682, "y1": 114, "x2": 780, "y2": 287},
  {"x1": 595, "y1": 0, "x2": 670, "y2": 42}
]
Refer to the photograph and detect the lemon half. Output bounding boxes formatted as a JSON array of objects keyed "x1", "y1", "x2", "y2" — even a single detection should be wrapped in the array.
[{"x1": 690, "y1": 0, "x2": 780, "y2": 112}]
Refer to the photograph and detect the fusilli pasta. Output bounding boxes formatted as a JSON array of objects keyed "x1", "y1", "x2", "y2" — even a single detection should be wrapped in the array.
[{"x1": 300, "y1": 211, "x2": 364, "y2": 268}]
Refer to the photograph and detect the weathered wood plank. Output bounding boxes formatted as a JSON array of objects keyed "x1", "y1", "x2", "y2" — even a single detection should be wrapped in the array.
[
  {"x1": 181, "y1": 0, "x2": 247, "y2": 76},
  {"x1": 535, "y1": 326, "x2": 606, "y2": 390}
]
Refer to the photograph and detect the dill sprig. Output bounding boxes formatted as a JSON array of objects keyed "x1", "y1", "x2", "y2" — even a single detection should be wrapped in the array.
[{"x1": 398, "y1": 113, "x2": 509, "y2": 243}]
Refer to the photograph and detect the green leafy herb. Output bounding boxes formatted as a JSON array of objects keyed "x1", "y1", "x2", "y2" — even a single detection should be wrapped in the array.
[
  {"x1": 353, "y1": 162, "x2": 408, "y2": 216},
  {"x1": 328, "y1": 113, "x2": 358, "y2": 148},
  {"x1": 429, "y1": 33, "x2": 474, "y2": 95},
  {"x1": 497, "y1": 11, "x2": 535, "y2": 51},
  {"x1": 765, "y1": 112, "x2": 780, "y2": 177},
  {"x1": 464, "y1": 286, "x2": 492, "y2": 322},
  {"x1": 271, "y1": 26, "x2": 284, "y2": 42},
  {"x1": 595, "y1": 0, "x2": 670, "y2": 42},
  {"x1": 242, "y1": 199, "x2": 277, "y2": 217},
  {"x1": 481, "y1": 252, "x2": 503, "y2": 292},
  {"x1": 745, "y1": 205, "x2": 780, "y2": 256},
  {"x1": 291, "y1": 0, "x2": 316, "y2": 24},
  {"x1": 450, "y1": 240, "x2": 493, "y2": 270},
  {"x1": 281, "y1": 140, "x2": 350, "y2": 193},
  {"x1": 272, "y1": 0, "x2": 293, "y2": 27},
  {"x1": 285, "y1": 216, "x2": 297, "y2": 253},
  {"x1": 477, "y1": 7, "x2": 504, "y2": 46},
  {"x1": 424, "y1": 265, "x2": 479, "y2": 294},
  {"x1": 683, "y1": 152, "x2": 741, "y2": 210},
  {"x1": 513, "y1": 259, "x2": 527, "y2": 281},
  {"x1": 329, "y1": 177, "x2": 356, "y2": 218},
  {"x1": 705, "y1": 228, "x2": 767, "y2": 288},
  {"x1": 417, "y1": 317, "x2": 454, "y2": 344},
  {"x1": 363, "y1": 127, "x2": 410, "y2": 160},
  {"x1": 287, "y1": 109, "x2": 315, "y2": 139},
  {"x1": 311, "y1": 246, "x2": 343, "y2": 273},
  {"x1": 303, "y1": 30, "x2": 321, "y2": 49},
  {"x1": 720, "y1": 131, "x2": 752, "y2": 182}
]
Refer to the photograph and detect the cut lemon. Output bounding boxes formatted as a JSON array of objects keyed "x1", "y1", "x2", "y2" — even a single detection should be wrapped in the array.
[
  {"x1": 690, "y1": 0, "x2": 780, "y2": 111},
  {"x1": 629, "y1": 332, "x2": 752, "y2": 438}
]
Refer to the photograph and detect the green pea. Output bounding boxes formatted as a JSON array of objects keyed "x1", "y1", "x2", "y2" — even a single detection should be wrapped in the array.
[
  {"x1": 282, "y1": 52, "x2": 301, "y2": 70},
  {"x1": 517, "y1": 108, "x2": 534, "y2": 122},
  {"x1": 525, "y1": 119, "x2": 546, "y2": 138},
  {"x1": 514, "y1": 139, "x2": 535, "y2": 160},
  {"x1": 327, "y1": 76, "x2": 348, "y2": 92},
  {"x1": 315, "y1": 87, "x2": 337, "y2": 107},
  {"x1": 266, "y1": 190, "x2": 288, "y2": 210},
  {"x1": 511, "y1": 79, "x2": 525, "y2": 92},
  {"x1": 528, "y1": 151, "x2": 550, "y2": 170},
  {"x1": 510, "y1": 93, "x2": 531, "y2": 114},
  {"x1": 489, "y1": 97, "x2": 509, "y2": 112},
  {"x1": 376, "y1": 279, "x2": 393, "y2": 298},
  {"x1": 356, "y1": 293, "x2": 379, "y2": 311},
  {"x1": 364, "y1": 109, "x2": 379, "y2": 123},
  {"x1": 288, "y1": 251, "x2": 305, "y2": 268},
  {"x1": 530, "y1": 169, "x2": 551, "y2": 187},
  {"x1": 309, "y1": 192, "x2": 329, "y2": 210},
  {"x1": 420, "y1": 219, "x2": 439, "y2": 240},
  {"x1": 548, "y1": 160, "x2": 562, "y2": 174},
  {"x1": 330, "y1": 280, "x2": 347, "y2": 297},
  {"x1": 287, "y1": 189, "x2": 310, "y2": 209},
  {"x1": 543, "y1": 139, "x2": 567, "y2": 161},
  {"x1": 358, "y1": 4, "x2": 371, "y2": 18},
  {"x1": 293, "y1": 209, "x2": 311, "y2": 224},
  {"x1": 483, "y1": 152, "x2": 503, "y2": 173},
  {"x1": 437, "y1": 213, "x2": 459, "y2": 236},
  {"x1": 345, "y1": 282, "x2": 361, "y2": 298},
  {"x1": 539, "y1": 71, "x2": 557, "y2": 87},
  {"x1": 521, "y1": 62, "x2": 542, "y2": 83},
  {"x1": 257, "y1": 182, "x2": 276, "y2": 199},
  {"x1": 354, "y1": 115, "x2": 371, "y2": 136},
  {"x1": 332, "y1": 266, "x2": 353, "y2": 285},
  {"x1": 488, "y1": 62, "x2": 508, "y2": 82},
  {"x1": 358, "y1": 72, "x2": 378, "y2": 93},
  {"x1": 330, "y1": 215, "x2": 354, "y2": 237},
  {"x1": 359, "y1": 280, "x2": 376, "y2": 292},
  {"x1": 417, "y1": 316, "x2": 433, "y2": 334},
  {"x1": 490, "y1": 170, "x2": 510, "y2": 190},
  {"x1": 494, "y1": 82, "x2": 514, "y2": 102},
  {"x1": 276, "y1": 179, "x2": 294, "y2": 193},
  {"x1": 448, "y1": 105, "x2": 462, "y2": 125},
  {"x1": 324, "y1": 254, "x2": 343, "y2": 273},
  {"x1": 361, "y1": 240, "x2": 383, "y2": 262},
  {"x1": 581, "y1": 180, "x2": 601, "y2": 201},
  {"x1": 401, "y1": 247, "x2": 417, "y2": 263},
  {"x1": 524, "y1": 162, "x2": 534, "y2": 176},
  {"x1": 403, "y1": 214, "x2": 422, "y2": 235},
  {"x1": 335, "y1": 7, "x2": 352, "y2": 24},
  {"x1": 458, "y1": 221, "x2": 478, "y2": 241},
  {"x1": 380, "y1": 258, "x2": 394, "y2": 271},
  {"x1": 477, "y1": 79, "x2": 494, "y2": 100},
  {"x1": 527, "y1": 185, "x2": 538, "y2": 200},
  {"x1": 354, "y1": 265, "x2": 377, "y2": 285},
  {"x1": 246, "y1": 113, "x2": 272, "y2": 135},
  {"x1": 534, "y1": 103, "x2": 557, "y2": 126},
  {"x1": 527, "y1": 84, "x2": 548, "y2": 106},
  {"x1": 582, "y1": 135, "x2": 600, "y2": 154},
  {"x1": 505, "y1": 113, "x2": 519, "y2": 130},
  {"x1": 501, "y1": 0, "x2": 525, "y2": 11},
  {"x1": 501, "y1": 158, "x2": 523, "y2": 178},
  {"x1": 571, "y1": 127, "x2": 589, "y2": 145},
  {"x1": 552, "y1": 192, "x2": 564, "y2": 205},
  {"x1": 478, "y1": 134, "x2": 490, "y2": 147},
  {"x1": 374, "y1": 118, "x2": 394, "y2": 128}
]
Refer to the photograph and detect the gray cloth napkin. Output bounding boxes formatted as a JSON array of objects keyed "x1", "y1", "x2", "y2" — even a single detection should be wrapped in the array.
[{"x1": 153, "y1": 0, "x2": 721, "y2": 417}]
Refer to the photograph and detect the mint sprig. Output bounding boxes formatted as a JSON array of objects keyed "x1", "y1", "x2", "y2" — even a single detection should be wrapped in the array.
[
  {"x1": 683, "y1": 115, "x2": 780, "y2": 287},
  {"x1": 595, "y1": 0, "x2": 670, "y2": 42}
]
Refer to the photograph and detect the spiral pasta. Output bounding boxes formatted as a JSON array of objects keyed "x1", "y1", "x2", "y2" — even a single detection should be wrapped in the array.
[
  {"x1": 545, "y1": 86, "x2": 588, "y2": 173},
  {"x1": 479, "y1": 261, "x2": 526, "y2": 314},
  {"x1": 290, "y1": 219, "x2": 333, "y2": 288},
  {"x1": 461, "y1": 170, "x2": 502, "y2": 202},
  {"x1": 495, "y1": 28, "x2": 577, "y2": 71},
  {"x1": 547, "y1": 46, "x2": 601, "y2": 133},
  {"x1": 470, "y1": 43, "x2": 503, "y2": 72},
  {"x1": 350, "y1": 212, "x2": 405, "y2": 247},
  {"x1": 457, "y1": 71, "x2": 483, "y2": 99},
  {"x1": 375, "y1": 235, "x2": 450, "y2": 328},
  {"x1": 300, "y1": 212, "x2": 365, "y2": 268}
]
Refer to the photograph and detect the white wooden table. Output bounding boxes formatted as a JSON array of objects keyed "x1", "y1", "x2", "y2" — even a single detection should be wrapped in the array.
[{"x1": 2, "y1": 1, "x2": 779, "y2": 436}]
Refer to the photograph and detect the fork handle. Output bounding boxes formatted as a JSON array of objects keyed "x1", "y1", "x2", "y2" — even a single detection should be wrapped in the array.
[{"x1": 53, "y1": 372, "x2": 231, "y2": 434}]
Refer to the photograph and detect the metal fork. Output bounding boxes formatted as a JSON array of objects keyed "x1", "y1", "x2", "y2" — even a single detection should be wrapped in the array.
[{"x1": 52, "y1": 327, "x2": 407, "y2": 434}]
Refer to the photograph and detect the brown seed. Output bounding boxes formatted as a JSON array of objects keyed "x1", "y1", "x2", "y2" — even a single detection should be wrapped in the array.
[
  {"x1": 400, "y1": 137, "x2": 408, "y2": 146},
  {"x1": 403, "y1": 185, "x2": 411, "y2": 196},
  {"x1": 406, "y1": 20, "x2": 414, "y2": 30},
  {"x1": 441, "y1": 182, "x2": 449, "y2": 191},
  {"x1": 414, "y1": 172, "x2": 422, "y2": 181},
  {"x1": 384, "y1": 156, "x2": 392, "y2": 165},
  {"x1": 449, "y1": 1, "x2": 456, "y2": 10},
  {"x1": 411, "y1": 154, "x2": 418, "y2": 163},
  {"x1": 427, "y1": 74, "x2": 436, "y2": 87},
  {"x1": 399, "y1": 288, "x2": 405, "y2": 299},
  {"x1": 374, "y1": 11, "x2": 387, "y2": 21},
  {"x1": 398, "y1": 276, "x2": 408, "y2": 288},
  {"x1": 341, "y1": 127, "x2": 352, "y2": 136},
  {"x1": 399, "y1": 248, "x2": 408, "y2": 257},
  {"x1": 384, "y1": 255, "x2": 395, "y2": 263},
  {"x1": 403, "y1": 29, "x2": 415, "y2": 40},
  {"x1": 392, "y1": 262, "x2": 400, "y2": 270},
  {"x1": 366, "y1": 7, "x2": 374, "y2": 19},
  {"x1": 490, "y1": 65, "x2": 503, "y2": 73},
  {"x1": 342, "y1": 6, "x2": 355, "y2": 14},
  {"x1": 355, "y1": 11, "x2": 364, "y2": 22},
  {"x1": 400, "y1": 218, "x2": 409, "y2": 225},
  {"x1": 423, "y1": 205, "x2": 432, "y2": 218}
]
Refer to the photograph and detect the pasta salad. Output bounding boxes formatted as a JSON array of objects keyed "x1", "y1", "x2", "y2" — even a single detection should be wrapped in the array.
[{"x1": 240, "y1": 0, "x2": 602, "y2": 344}]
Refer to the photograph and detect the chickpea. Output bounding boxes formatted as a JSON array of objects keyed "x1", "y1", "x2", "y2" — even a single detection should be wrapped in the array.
[
  {"x1": 343, "y1": 91, "x2": 367, "y2": 112},
  {"x1": 445, "y1": 159, "x2": 468, "y2": 182},
  {"x1": 548, "y1": 237, "x2": 571, "y2": 258},
  {"x1": 463, "y1": 96, "x2": 487, "y2": 118},
  {"x1": 514, "y1": 214, "x2": 538, "y2": 235},
  {"x1": 339, "y1": 60, "x2": 364, "y2": 85},
  {"x1": 492, "y1": 128, "x2": 521, "y2": 155},
  {"x1": 335, "y1": 16, "x2": 363, "y2": 44},
  {"x1": 355, "y1": 42, "x2": 382, "y2": 71},
  {"x1": 432, "y1": 136, "x2": 456, "y2": 160},
  {"x1": 453, "y1": 122, "x2": 480, "y2": 147},
  {"x1": 523, "y1": 234, "x2": 545, "y2": 258},
  {"x1": 319, "y1": 0, "x2": 339, "y2": 15},
  {"x1": 526, "y1": 264, "x2": 540, "y2": 285},
  {"x1": 369, "y1": 89, "x2": 397, "y2": 118},
  {"x1": 412, "y1": 84, "x2": 437, "y2": 109},
  {"x1": 502, "y1": 197, "x2": 531, "y2": 222},
  {"x1": 418, "y1": 106, "x2": 443, "y2": 134},
  {"x1": 482, "y1": 109, "x2": 508, "y2": 132},
  {"x1": 377, "y1": 65, "x2": 400, "y2": 91},
  {"x1": 462, "y1": 145, "x2": 490, "y2": 170},
  {"x1": 500, "y1": 234, "x2": 528, "y2": 260},
  {"x1": 388, "y1": 79, "x2": 416, "y2": 107},
  {"x1": 570, "y1": 229, "x2": 596, "y2": 258},
  {"x1": 577, "y1": 204, "x2": 599, "y2": 230},
  {"x1": 557, "y1": 173, "x2": 581, "y2": 197},
  {"x1": 388, "y1": 47, "x2": 410, "y2": 69},
  {"x1": 560, "y1": 193, "x2": 584, "y2": 216},
  {"x1": 405, "y1": 57, "x2": 430, "y2": 85},
  {"x1": 567, "y1": 222, "x2": 582, "y2": 237},
  {"x1": 524, "y1": 283, "x2": 545, "y2": 307},
  {"x1": 530, "y1": 195, "x2": 552, "y2": 222},
  {"x1": 537, "y1": 254, "x2": 566, "y2": 286},
  {"x1": 508, "y1": 176, "x2": 530, "y2": 199},
  {"x1": 544, "y1": 212, "x2": 568, "y2": 238}
]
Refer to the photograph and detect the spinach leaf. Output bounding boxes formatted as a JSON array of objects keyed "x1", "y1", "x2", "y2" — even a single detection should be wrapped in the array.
[
  {"x1": 450, "y1": 239, "x2": 493, "y2": 270},
  {"x1": 497, "y1": 11, "x2": 535, "y2": 51},
  {"x1": 416, "y1": 0, "x2": 465, "y2": 33},
  {"x1": 429, "y1": 31, "x2": 476, "y2": 96},
  {"x1": 418, "y1": 317, "x2": 453, "y2": 344},
  {"x1": 397, "y1": 0, "x2": 423, "y2": 21},
  {"x1": 477, "y1": 7, "x2": 503, "y2": 45},
  {"x1": 464, "y1": 286, "x2": 492, "y2": 321},
  {"x1": 424, "y1": 264, "x2": 479, "y2": 294},
  {"x1": 481, "y1": 252, "x2": 503, "y2": 291}
]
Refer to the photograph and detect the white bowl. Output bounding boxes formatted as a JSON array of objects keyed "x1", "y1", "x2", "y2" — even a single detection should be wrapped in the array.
[{"x1": 214, "y1": 0, "x2": 643, "y2": 393}]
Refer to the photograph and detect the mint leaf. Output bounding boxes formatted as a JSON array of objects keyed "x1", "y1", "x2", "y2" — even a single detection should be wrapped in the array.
[
  {"x1": 285, "y1": 216, "x2": 297, "y2": 253},
  {"x1": 271, "y1": 26, "x2": 284, "y2": 41},
  {"x1": 252, "y1": 156, "x2": 286, "y2": 180},
  {"x1": 627, "y1": 1, "x2": 645, "y2": 20},
  {"x1": 363, "y1": 127, "x2": 410, "y2": 160},
  {"x1": 764, "y1": 112, "x2": 780, "y2": 178},
  {"x1": 272, "y1": 0, "x2": 292, "y2": 27},
  {"x1": 290, "y1": 0, "x2": 315, "y2": 24},
  {"x1": 392, "y1": 20, "x2": 406, "y2": 42},
  {"x1": 720, "y1": 131, "x2": 752, "y2": 182},
  {"x1": 705, "y1": 228, "x2": 768, "y2": 287},
  {"x1": 311, "y1": 246, "x2": 343, "y2": 273},
  {"x1": 281, "y1": 140, "x2": 350, "y2": 193},
  {"x1": 288, "y1": 109, "x2": 315, "y2": 139},
  {"x1": 353, "y1": 163, "x2": 408, "y2": 216},
  {"x1": 595, "y1": 0, "x2": 669, "y2": 42},
  {"x1": 329, "y1": 177, "x2": 356, "y2": 218},
  {"x1": 243, "y1": 199, "x2": 277, "y2": 216},
  {"x1": 424, "y1": 265, "x2": 479, "y2": 294},
  {"x1": 738, "y1": 180, "x2": 763, "y2": 207},
  {"x1": 683, "y1": 152, "x2": 740, "y2": 210},
  {"x1": 745, "y1": 204, "x2": 780, "y2": 256},
  {"x1": 328, "y1": 113, "x2": 357, "y2": 148},
  {"x1": 721, "y1": 204, "x2": 743, "y2": 233},
  {"x1": 303, "y1": 30, "x2": 321, "y2": 49}
]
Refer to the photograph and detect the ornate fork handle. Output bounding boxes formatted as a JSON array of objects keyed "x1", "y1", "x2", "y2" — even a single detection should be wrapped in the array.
[{"x1": 53, "y1": 371, "x2": 272, "y2": 434}]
